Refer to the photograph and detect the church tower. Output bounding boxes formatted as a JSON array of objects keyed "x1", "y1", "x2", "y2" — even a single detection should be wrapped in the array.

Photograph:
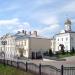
[{"x1": 64, "y1": 19, "x2": 72, "y2": 32}]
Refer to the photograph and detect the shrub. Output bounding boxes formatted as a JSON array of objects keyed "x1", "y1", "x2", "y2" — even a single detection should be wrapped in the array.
[
  {"x1": 49, "y1": 49, "x2": 53, "y2": 56},
  {"x1": 59, "y1": 44, "x2": 65, "y2": 55},
  {"x1": 55, "y1": 51, "x2": 59, "y2": 58},
  {"x1": 43, "y1": 51, "x2": 49, "y2": 56},
  {"x1": 70, "y1": 47, "x2": 75, "y2": 55}
]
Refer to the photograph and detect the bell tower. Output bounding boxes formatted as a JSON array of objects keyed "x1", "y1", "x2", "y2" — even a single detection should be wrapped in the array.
[{"x1": 64, "y1": 19, "x2": 72, "y2": 32}]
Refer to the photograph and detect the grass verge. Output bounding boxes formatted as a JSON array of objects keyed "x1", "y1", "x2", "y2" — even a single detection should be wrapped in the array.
[{"x1": 0, "y1": 64, "x2": 34, "y2": 75}]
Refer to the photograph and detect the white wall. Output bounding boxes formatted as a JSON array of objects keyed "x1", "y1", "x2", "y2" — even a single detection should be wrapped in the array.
[
  {"x1": 16, "y1": 38, "x2": 30, "y2": 58},
  {"x1": 55, "y1": 33, "x2": 70, "y2": 51},
  {"x1": 70, "y1": 33, "x2": 75, "y2": 50},
  {"x1": 5, "y1": 37, "x2": 16, "y2": 58},
  {"x1": 0, "y1": 36, "x2": 16, "y2": 59},
  {"x1": 51, "y1": 39, "x2": 55, "y2": 53}
]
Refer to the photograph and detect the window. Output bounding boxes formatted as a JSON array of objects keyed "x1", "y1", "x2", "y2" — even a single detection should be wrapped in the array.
[
  {"x1": 25, "y1": 41, "x2": 26, "y2": 46},
  {"x1": 71, "y1": 37, "x2": 73, "y2": 40},
  {"x1": 66, "y1": 38, "x2": 68, "y2": 41},
  {"x1": 20, "y1": 41, "x2": 22, "y2": 45},
  {"x1": 17, "y1": 41, "x2": 19, "y2": 45},
  {"x1": 23, "y1": 41, "x2": 24, "y2": 46},
  {"x1": 19, "y1": 41, "x2": 21, "y2": 45},
  {"x1": 65, "y1": 45, "x2": 68, "y2": 50},
  {"x1": 8, "y1": 40, "x2": 10, "y2": 45},
  {"x1": 24, "y1": 50, "x2": 26, "y2": 55},
  {"x1": 57, "y1": 38, "x2": 59, "y2": 41},
  {"x1": 23, "y1": 41, "x2": 26, "y2": 46},
  {"x1": 62, "y1": 38, "x2": 63, "y2": 41}
]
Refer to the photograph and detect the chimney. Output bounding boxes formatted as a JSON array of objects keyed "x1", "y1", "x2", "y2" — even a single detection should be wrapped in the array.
[
  {"x1": 22, "y1": 30, "x2": 24, "y2": 33},
  {"x1": 28, "y1": 31, "x2": 31, "y2": 35},
  {"x1": 33, "y1": 31, "x2": 37, "y2": 37},
  {"x1": 17, "y1": 31, "x2": 20, "y2": 34},
  {"x1": 24, "y1": 31, "x2": 27, "y2": 35}
]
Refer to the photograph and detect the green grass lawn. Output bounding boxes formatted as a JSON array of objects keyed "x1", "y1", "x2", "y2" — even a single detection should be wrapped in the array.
[
  {"x1": 0, "y1": 64, "x2": 34, "y2": 75},
  {"x1": 58, "y1": 53, "x2": 75, "y2": 58}
]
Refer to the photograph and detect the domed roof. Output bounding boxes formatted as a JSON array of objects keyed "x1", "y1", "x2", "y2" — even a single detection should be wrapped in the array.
[{"x1": 65, "y1": 19, "x2": 71, "y2": 25}]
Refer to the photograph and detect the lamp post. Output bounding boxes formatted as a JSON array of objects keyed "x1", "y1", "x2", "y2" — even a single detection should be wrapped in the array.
[{"x1": 1, "y1": 40, "x2": 7, "y2": 66}]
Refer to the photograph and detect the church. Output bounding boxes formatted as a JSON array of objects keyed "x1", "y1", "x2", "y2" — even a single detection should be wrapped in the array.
[{"x1": 51, "y1": 19, "x2": 75, "y2": 52}]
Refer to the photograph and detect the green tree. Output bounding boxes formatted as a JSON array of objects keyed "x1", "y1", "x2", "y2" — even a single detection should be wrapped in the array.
[
  {"x1": 49, "y1": 49, "x2": 53, "y2": 56},
  {"x1": 70, "y1": 47, "x2": 75, "y2": 55},
  {"x1": 55, "y1": 51, "x2": 59, "y2": 58},
  {"x1": 59, "y1": 44, "x2": 65, "y2": 55}
]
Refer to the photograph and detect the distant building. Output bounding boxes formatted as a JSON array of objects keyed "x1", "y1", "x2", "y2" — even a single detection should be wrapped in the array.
[
  {"x1": 0, "y1": 30, "x2": 51, "y2": 59},
  {"x1": 52, "y1": 19, "x2": 75, "y2": 52},
  {"x1": 50, "y1": 37, "x2": 55, "y2": 53},
  {"x1": 0, "y1": 34, "x2": 16, "y2": 59}
]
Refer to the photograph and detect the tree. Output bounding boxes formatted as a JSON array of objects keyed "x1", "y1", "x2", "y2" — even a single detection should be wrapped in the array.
[
  {"x1": 43, "y1": 51, "x2": 49, "y2": 56},
  {"x1": 49, "y1": 49, "x2": 53, "y2": 56},
  {"x1": 59, "y1": 44, "x2": 65, "y2": 54},
  {"x1": 70, "y1": 47, "x2": 75, "y2": 55},
  {"x1": 18, "y1": 48, "x2": 24, "y2": 57},
  {"x1": 55, "y1": 51, "x2": 59, "y2": 58}
]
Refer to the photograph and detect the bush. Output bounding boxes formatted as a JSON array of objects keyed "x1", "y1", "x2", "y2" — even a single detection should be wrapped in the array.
[
  {"x1": 60, "y1": 49, "x2": 65, "y2": 55},
  {"x1": 43, "y1": 51, "x2": 49, "y2": 56},
  {"x1": 55, "y1": 51, "x2": 59, "y2": 58},
  {"x1": 49, "y1": 49, "x2": 53, "y2": 56},
  {"x1": 70, "y1": 47, "x2": 75, "y2": 55}
]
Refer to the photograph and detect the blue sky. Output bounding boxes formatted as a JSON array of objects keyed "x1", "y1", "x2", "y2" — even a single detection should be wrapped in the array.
[{"x1": 0, "y1": 0, "x2": 75, "y2": 37}]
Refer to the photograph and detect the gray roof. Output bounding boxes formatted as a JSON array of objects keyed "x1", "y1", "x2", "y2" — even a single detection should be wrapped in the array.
[{"x1": 0, "y1": 32, "x2": 50, "y2": 40}]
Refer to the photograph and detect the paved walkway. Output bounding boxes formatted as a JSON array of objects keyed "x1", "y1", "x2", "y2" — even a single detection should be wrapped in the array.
[
  {"x1": 64, "y1": 56, "x2": 75, "y2": 62},
  {"x1": 0, "y1": 56, "x2": 75, "y2": 69},
  {"x1": 28, "y1": 56, "x2": 75, "y2": 69}
]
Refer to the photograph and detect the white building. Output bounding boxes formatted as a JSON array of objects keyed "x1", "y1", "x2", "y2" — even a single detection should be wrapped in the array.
[
  {"x1": 0, "y1": 30, "x2": 51, "y2": 59},
  {"x1": 54, "y1": 19, "x2": 75, "y2": 52},
  {"x1": 1, "y1": 18, "x2": 74, "y2": 58},
  {"x1": 0, "y1": 34, "x2": 16, "y2": 59}
]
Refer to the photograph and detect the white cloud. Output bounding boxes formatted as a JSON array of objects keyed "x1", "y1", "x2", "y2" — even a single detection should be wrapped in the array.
[
  {"x1": 0, "y1": 18, "x2": 31, "y2": 33},
  {"x1": 14, "y1": 22, "x2": 31, "y2": 32},
  {"x1": 0, "y1": 18, "x2": 19, "y2": 26},
  {"x1": 39, "y1": 16, "x2": 59, "y2": 25},
  {"x1": 29, "y1": 11, "x2": 60, "y2": 37},
  {"x1": 31, "y1": 10, "x2": 59, "y2": 25},
  {"x1": 37, "y1": 24, "x2": 60, "y2": 37},
  {"x1": 39, "y1": 24, "x2": 59, "y2": 32},
  {"x1": 0, "y1": 17, "x2": 60, "y2": 37}
]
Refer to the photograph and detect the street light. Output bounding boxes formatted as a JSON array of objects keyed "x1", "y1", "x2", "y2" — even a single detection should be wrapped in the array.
[{"x1": 1, "y1": 40, "x2": 7, "y2": 66}]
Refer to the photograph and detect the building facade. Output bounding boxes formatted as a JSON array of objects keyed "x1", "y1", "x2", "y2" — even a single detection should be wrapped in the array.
[
  {"x1": 54, "y1": 19, "x2": 75, "y2": 52},
  {"x1": 0, "y1": 30, "x2": 51, "y2": 59},
  {"x1": 0, "y1": 19, "x2": 74, "y2": 58},
  {"x1": 0, "y1": 34, "x2": 16, "y2": 59}
]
